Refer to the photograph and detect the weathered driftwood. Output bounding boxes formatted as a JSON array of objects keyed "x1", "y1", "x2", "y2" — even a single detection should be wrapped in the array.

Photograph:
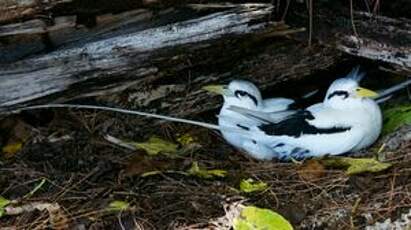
[
  {"x1": 0, "y1": 9, "x2": 156, "y2": 62},
  {"x1": 0, "y1": 4, "x2": 281, "y2": 112},
  {"x1": 337, "y1": 12, "x2": 411, "y2": 72},
  {"x1": 0, "y1": 3, "x2": 342, "y2": 119},
  {"x1": 0, "y1": 0, "x2": 72, "y2": 25},
  {"x1": 1, "y1": 2, "x2": 410, "y2": 120},
  {"x1": 0, "y1": 0, "x2": 161, "y2": 25}
]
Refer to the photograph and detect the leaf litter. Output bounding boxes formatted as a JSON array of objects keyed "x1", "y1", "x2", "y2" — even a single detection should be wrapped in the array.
[{"x1": 0, "y1": 99, "x2": 410, "y2": 229}]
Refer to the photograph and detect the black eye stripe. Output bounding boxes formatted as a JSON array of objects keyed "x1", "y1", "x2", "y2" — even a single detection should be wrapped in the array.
[
  {"x1": 234, "y1": 90, "x2": 258, "y2": 106},
  {"x1": 236, "y1": 91, "x2": 247, "y2": 96},
  {"x1": 327, "y1": 90, "x2": 349, "y2": 100}
]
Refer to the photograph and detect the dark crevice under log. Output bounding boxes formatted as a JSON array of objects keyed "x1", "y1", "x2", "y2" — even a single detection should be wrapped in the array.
[
  {"x1": 1, "y1": 2, "x2": 410, "y2": 120},
  {"x1": 337, "y1": 12, "x2": 411, "y2": 71},
  {"x1": 287, "y1": 4, "x2": 411, "y2": 74}
]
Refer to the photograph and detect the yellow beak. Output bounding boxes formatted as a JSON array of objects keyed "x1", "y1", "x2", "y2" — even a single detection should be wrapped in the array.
[
  {"x1": 356, "y1": 87, "x2": 379, "y2": 98},
  {"x1": 202, "y1": 85, "x2": 227, "y2": 95}
]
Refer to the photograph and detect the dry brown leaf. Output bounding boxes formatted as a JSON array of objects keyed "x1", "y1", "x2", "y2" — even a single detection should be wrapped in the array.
[
  {"x1": 297, "y1": 160, "x2": 326, "y2": 181},
  {"x1": 124, "y1": 154, "x2": 171, "y2": 176}
]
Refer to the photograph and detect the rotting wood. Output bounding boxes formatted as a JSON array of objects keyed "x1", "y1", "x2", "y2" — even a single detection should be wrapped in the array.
[
  {"x1": 337, "y1": 12, "x2": 411, "y2": 72},
  {"x1": 1, "y1": 3, "x2": 409, "y2": 120},
  {"x1": 0, "y1": 9, "x2": 154, "y2": 62},
  {"x1": 0, "y1": 0, "x2": 73, "y2": 24},
  {"x1": 0, "y1": 4, "x2": 280, "y2": 112}
]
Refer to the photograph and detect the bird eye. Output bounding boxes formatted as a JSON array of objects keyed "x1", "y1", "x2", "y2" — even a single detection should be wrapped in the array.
[
  {"x1": 234, "y1": 90, "x2": 248, "y2": 97},
  {"x1": 234, "y1": 90, "x2": 258, "y2": 106}
]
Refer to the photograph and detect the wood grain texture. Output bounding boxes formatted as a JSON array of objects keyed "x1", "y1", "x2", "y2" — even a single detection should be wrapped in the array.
[
  {"x1": 0, "y1": 0, "x2": 73, "y2": 24},
  {"x1": 337, "y1": 12, "x2": 411, "y2": 71},
  {"x1": 0, "y1": 4, "x2": 277, "y2": 112}
]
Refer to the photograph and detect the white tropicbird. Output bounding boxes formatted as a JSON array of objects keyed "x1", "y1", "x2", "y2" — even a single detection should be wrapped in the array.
[
  {"x1": 13, "y1": 69, "x2": 409, "y2": 160},
  {"x1": 228, "y1": 67, "x2": 383, "y2": 160},
  {"x1": 203, "y1": 80, "x2": 295, "y2": 159}
]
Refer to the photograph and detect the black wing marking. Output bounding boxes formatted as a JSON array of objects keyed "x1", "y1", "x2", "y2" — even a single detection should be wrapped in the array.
[
  {"x1": 258, "y1": 110, "x2": 351, "y2": 138},
  {"x1": 236, "y1": 124, "x2": 250, "y2": 130}
]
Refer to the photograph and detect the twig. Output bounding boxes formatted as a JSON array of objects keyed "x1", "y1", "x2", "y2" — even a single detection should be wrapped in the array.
[
  {"x1": 24, "y1": 178, "x2": 46, "y2": 199},
  {"x1": 308, "y1": 0, "x2": 313, "y2": 46},
  {"x1": 281, "y1": 0, "x2": 291, "y2": 21},
  {"x1": 350, "y1": 197, "x2": 362, "y2": 229},
  {"x1": 349, "y1": 0, "x2": 359, "y2": 37}
]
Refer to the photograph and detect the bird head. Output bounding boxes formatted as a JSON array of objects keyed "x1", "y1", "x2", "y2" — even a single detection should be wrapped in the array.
[
  {"x1": 203, "y1": 80, "x2": 263, "y2": 109},
  {"x1": 324, "y1": 67, "x2": 378, "y2": 109}
]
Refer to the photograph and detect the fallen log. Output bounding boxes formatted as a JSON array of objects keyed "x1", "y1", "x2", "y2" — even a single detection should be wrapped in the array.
[
  {"x1": 0, "y1": 4, "x2": 283, "y2": 112},
  {"x1": 337, "y1": 12, "x2": 411, "y2": 72},
  {"x1": 2, "y1": 2, "x2": 409, "y2": 120},
  {"x1": 0, "y1": 0, "x2": 72, "y2": 25},
  {"x1": 1, "y1": 3, "x2": 339, "y2": 120}
]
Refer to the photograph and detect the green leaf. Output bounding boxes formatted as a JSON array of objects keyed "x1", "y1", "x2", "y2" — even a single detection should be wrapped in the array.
[
  {"x1": 0, "y1": 196, "x2": 11, "y2": 217},
  {"x1": 132, "y1": 136, "x2": 178, "y2": 156},
  {"x1": 141, "y1": 171, "x2": 162, "y2": 177},
  {"x1": 322, "y1": 157, "x2": 392, "y2": 175},
  {"x1": 2, "y1": 142, "x2": 23, "y2": 156},
  {"x1": 107, "y1": 200, "x2": 130, "y2": 212},
  {"x1": 233, "y1": 206, "x2": 293, "y2": 230},
  {"x1": 24, "y1": 178, "x2": 46, "y2": 198},
  {"x1": 383, "y1": 105, "x2": 411, "y2": 134},
  {"x1": 0, "y1": 197, "x2": 10, "y2": 208},
  {"x1": 176, "y1": 133, "x2": 196, "y2": 146},
  {"x1": 239, "y1": 179, "x2": 268, "y2": 193},
  {"x1": 187, "y1": 162, "x2": 227, "y2": 179}
]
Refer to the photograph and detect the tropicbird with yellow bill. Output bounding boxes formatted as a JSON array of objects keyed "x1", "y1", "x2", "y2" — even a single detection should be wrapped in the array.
[
  {"x1": 228, "y1": 67, "x2": 383, "y2": 160},
  {"x1": 203, "y1": 80, "x2": 296, "y2": 159},
  {"x1": 13, "y1": 68, "x2": 410, "y2": 160}
]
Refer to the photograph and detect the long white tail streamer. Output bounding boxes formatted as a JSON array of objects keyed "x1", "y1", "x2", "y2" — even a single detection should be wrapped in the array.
[
  {"x1": 11, "y1": 78, "x2": 410, "y2": 135},
  {"x1": 377, "y1": 78, "x2": 411, "y2": 100},
  {"x1": 16, "y1": 104, "x2": 250, "y2": 133}
]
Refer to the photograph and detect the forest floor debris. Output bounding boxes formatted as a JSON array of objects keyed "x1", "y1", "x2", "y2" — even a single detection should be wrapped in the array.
[{"x1": 0, "y1": 104, "x2": 410, "y2": 229}]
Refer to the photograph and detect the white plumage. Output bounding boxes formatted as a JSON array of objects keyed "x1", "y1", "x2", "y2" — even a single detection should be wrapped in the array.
[
  {"x1": 227, "y1": 67, "x2": 383, "y2": 160},
  {"x1": 20, "y1": 67, "x2": 410, "y2": 161},
  {"x1": 203, "y1": 80, "x2": 295, "y2": 159}
]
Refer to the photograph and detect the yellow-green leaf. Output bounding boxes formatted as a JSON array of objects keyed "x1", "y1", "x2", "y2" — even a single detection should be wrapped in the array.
[
  {"x1": 233, "y1": 206, "x2": 293, "y2": 230},
  {"x1": 0, "y1": 196, "x2": 11, "y2": 217},
  {"x1": 176, "y1": 133, "x2": 196, "y2": 146},
  {"x1": 322, "y1": 157, "x2": 391, "y2": 175},
  {"x1": 24, "y1": 178, "x2": 46, "y2": 198},
  {"x1": 239, "y1": 179, "x2": 268, "y2": 193},
  {"x1": 383, "y1": 105, "x2": 411, "y2": 134},
  {"x1": 141, "y1": 171, "x2": 162, "y2": 177},
  {"x1": 188, "y1": 162, "x2": 227, "y2": 179},
  {"x1": 107, "y1": 200, "x2": 129, "y2": 212},
  {"x1": 131, "y1": 136, "x2": 178, "y2": 156},
  {"x1": 2, "y1": 142, "x2": 22, "y2": 156}
]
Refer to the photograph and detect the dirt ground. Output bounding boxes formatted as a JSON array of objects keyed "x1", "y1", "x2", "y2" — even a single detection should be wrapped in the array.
[{"x1": 0, "y1": 91, "x2": 410, "y2": 230}]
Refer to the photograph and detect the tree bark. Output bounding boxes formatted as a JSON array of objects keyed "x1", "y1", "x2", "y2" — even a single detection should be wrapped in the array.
[
  {"x1": 0, "y1": 0, "x2": 73, "y2": 25},
  {"x1": 1, "y1": 4, "x2": 286, "y2": 112},
  {"x1": 0, "y1": 1, "x2": 410, "y2": 118},
  {"x1": 337, "y1": 12, "x2": 411, "y2": 72}
]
